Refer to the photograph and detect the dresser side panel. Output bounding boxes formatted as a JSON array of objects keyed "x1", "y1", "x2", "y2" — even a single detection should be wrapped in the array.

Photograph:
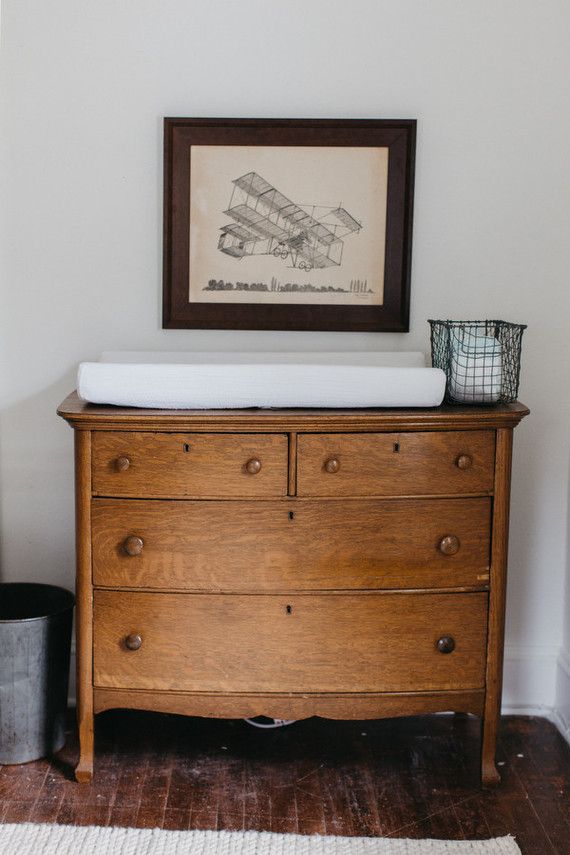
[
  {"x1": 482, "y1": 427, "x2": 514, "y2": 787},
  {"x1": 74, "y1": 429, "x2": 94, "y2": 782}
]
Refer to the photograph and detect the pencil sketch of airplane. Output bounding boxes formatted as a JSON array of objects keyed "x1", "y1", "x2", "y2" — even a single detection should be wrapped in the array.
[{"x1": 217, "y1": 172, "x2": 362, "y2": 272}]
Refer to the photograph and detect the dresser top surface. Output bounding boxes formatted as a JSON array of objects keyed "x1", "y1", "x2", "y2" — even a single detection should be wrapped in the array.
[{"x1": 58, "y1": 391, "x2": 529, "y2": 432}]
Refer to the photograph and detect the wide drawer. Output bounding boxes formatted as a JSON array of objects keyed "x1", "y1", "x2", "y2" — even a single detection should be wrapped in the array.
[
  {"x1": 93, "y1": 591, "x2": 488, "y2": 693},
  {"x1": 296, "y1": 431, "x2": 495, "y2": 496},
  {"x1": 92, "y1": 432, "x2": 288, "y2": 498},
  {"x1": 92, "y1": 497, "x2": 491, "y2": 591}
]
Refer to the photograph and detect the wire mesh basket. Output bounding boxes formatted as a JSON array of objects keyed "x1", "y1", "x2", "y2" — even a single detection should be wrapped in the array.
[{"x1": 429, "y1": 320, "x2": 526, "y2": 404}]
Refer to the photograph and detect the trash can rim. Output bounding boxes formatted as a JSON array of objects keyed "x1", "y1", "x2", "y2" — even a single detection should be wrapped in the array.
[{"x1": 0, "y1": 583, "x2": 75, "y2": 623}]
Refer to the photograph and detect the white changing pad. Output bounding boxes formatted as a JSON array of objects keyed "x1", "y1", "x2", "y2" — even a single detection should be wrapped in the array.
[{"x1": 77, "y1": 351, "x2": 446, "y2": 409}]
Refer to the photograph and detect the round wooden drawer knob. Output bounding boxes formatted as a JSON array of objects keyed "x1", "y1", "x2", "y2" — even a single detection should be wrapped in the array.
[
  {"x1": 436, "y1": 635, "x2": 456, "y2": 654},
  {"x1": 456, "y1": 454, "x2": 473, "y2": 470},
  {"x1": 439, "y1": 535, "x2": 460, "y2": 555},
  {"x1": 246, "y1": 458, "x2": 262, "y2": 474},
  {"x1": 124, "y1": 535, "x2": 144, "y2": 556},
  {"x1": 124, "y1": 633, "x2": 142, "y2": 651},
  {"x1": 324, "y1": 458, "x2": 340, "y2": 474},
  {"x1": 115, "y1": 456, "x2": 131, "y2": 472}
]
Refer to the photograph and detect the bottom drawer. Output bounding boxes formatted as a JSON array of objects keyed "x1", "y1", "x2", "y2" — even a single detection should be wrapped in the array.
[{"x1": 93, "y1": 591, "x2": 488, "y2": 694}]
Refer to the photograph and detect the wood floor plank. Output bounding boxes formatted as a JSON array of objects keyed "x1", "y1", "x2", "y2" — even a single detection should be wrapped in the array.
[
  {"x1": 526, "y1": 797, "x2": 570, "y2": 855},
  {"x1": 317, "y1": 767, "x2": 347, "y2": 836},
  {"x1": 188, "y1": 806, "x2": 219, "y2": 831},
  {"x1": 243, "y1": 760, "x2": 272, "y2": 831},
  {"x1": 138, "y1": 767, "x2": 171, "y2": 811},
  {"x1": 390, "y1": 804, "x2": 464, "y2": 840},
  {"x1": 135, "y1": 801, "x2": 168, "y2": 829},
  {"x1": 342, "y1": 765, "x2": 382, "y2": 837},
  {"x1": 215, "y1": 757, "x2": 245, "y2": 832},
  {"x1": 30, "y1": 796, "x2": 65, "y2": 824},
  {"x1": 500, "y1": 716, "x2": 570, "y2": 802},
  {"x1": 167, "y1": 768, "x2": 197, "y2": 813},
  {"x1": 162, "y1": 806, "x2": 192, "y2": 830},
  {"x1": 113, "y1": 763, "x2": 149, "y2": 809},
  {"x1": 107, "y1": 804, "x2": 140, "y2": 828},
  {"x1": 294, "y1": 763, "x2": 327, "y2": 837},
  {"x1": 2, "y1": 800, "x2": 35, "y2": 824},
  {"x1": 56, "y1": 801, "x2": 112, "y2": 827},
  {"x1": 269, "y1": 783, "x2": 298, "y2": 835},
  {"x1": 483, "y1": 796, "x2": 556, "y2": 855},
  {"x1": 451, "y1": 796, "x2": 492, "y2": 840}
]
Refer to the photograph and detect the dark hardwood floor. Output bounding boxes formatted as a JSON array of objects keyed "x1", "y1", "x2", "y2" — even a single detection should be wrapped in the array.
[{"x1": 0, "y1": 712, "x2": 568, "y2": 853}]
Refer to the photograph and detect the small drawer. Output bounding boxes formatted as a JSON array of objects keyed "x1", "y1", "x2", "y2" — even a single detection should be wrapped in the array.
[
  {"x1": 297, "y1": 431, "x2": 495, "y2": 497},
  {"x1": 93, "y1": 591, "x2": 488, "y2": 693},
  {"x1": 92, "y1": 497, "x2": 491, "y2": 592},
  {"x1": 92, "y1": 432, "x2": 288, "y2": 498}
]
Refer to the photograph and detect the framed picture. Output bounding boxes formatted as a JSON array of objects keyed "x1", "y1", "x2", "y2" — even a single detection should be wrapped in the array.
[{"x1": 163, "y1": 118, "x2": 416, "y2": 332}]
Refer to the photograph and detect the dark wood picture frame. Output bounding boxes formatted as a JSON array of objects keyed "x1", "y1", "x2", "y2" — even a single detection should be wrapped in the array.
[{"x1": 163, "y1": 118, "x2": 416, "y2": 332}]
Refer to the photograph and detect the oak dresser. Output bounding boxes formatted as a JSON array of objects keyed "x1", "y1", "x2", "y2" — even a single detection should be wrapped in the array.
[{"x1": 58, "y1": 393, "x2": 529, "y2": 786}]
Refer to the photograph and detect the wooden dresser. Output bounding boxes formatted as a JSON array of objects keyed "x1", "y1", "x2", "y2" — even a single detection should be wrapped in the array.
[{"x1": 58, "y1": 394, "x2": 528, "y2": 786}]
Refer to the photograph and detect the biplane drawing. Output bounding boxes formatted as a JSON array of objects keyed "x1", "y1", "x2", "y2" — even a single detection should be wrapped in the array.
[{"x1": 218, "y1": 172, "x2": 362, "y2": 272}]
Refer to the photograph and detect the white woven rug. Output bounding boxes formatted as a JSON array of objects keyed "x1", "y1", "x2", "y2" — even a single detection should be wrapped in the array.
[{"x1": 0, "y1": 824, "x2": 521, "y2": 854}]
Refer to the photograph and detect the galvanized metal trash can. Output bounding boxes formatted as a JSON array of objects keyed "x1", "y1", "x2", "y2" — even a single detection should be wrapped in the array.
[{"x1": 0, "y1": 583, "x2": 74, "y2": 764}]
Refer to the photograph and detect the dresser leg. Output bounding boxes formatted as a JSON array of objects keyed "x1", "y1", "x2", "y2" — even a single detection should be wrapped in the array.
[
  {"x1": 75, "y1": 703, "x2": 94, "y2": 782},
  {"x1": 481, "y1": 715, "x2": 500, "y2": 789},
  {"x1": 481, "y1": 759, "x2": 500, "y2": 788},
  {"x1": 75, "y1": 755, "x2": 94, "y2": 783}
]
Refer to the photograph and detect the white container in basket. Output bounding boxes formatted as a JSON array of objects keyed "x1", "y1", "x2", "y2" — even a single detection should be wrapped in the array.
[{"x1": 448, "y1": 329, "x2": 503, "y2": 403}]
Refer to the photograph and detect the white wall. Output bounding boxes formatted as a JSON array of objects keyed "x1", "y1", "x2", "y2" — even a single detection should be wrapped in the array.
[{"x1": 1, "y1": 1, "x2": 569, "y2": 716}]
